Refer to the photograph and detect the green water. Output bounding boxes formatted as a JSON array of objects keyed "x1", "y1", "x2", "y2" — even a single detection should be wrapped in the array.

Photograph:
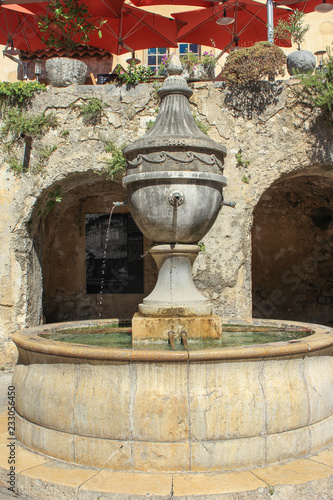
[{"x1": 40, "y1": 325, "x2": 312, "y2": 350}]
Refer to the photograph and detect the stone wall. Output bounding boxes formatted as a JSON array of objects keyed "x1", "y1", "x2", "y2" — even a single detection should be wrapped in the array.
[{"x1": 0, "y1": 80, "x2": 332, "y2": 368}]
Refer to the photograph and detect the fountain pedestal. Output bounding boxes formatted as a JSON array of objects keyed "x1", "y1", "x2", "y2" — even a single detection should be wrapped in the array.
[{"x1": 132, "y1": 243, "x2": 222, "y2": 341}]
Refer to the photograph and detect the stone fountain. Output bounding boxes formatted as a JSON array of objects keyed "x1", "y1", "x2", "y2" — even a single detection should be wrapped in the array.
[
  {"x1": 122, "y1": 56, "x2": 227, "y2": 342},
  {"x1": 11, "y1": 57, "x2": 333, "y2": 484}
]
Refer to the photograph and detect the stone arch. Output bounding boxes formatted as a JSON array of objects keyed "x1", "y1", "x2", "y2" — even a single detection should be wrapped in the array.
[
  {"x1": 252, "y1": 166, "x2": 333, "y2": 326},
  {"x1": 27, "y1": 172, "x2": 156, "y2": 324}
]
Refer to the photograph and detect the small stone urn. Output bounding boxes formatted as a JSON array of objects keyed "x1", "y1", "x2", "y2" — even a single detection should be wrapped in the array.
[
  {"x1": 45, "y1": 57, "x2": 87, "y2": 86},
  {"x1": 122, "y1": 56, "x2": 227, "y2": 342}
]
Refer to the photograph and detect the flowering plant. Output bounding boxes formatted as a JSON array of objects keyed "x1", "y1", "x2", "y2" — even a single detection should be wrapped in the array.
[
  {"x1": 158, "y1": 51, "x2": 217, "y2": 78},
  {"x1": 181, "y1": 50, "x2": 217, "y2": 69}
]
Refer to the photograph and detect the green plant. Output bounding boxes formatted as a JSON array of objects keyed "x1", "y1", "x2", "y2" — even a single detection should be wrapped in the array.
[
  {"x1": 242, "y1": 173, "x2": 251, "y2": 183},
  {"x1": 193, "y1": 113, "x2": 209, "y2": 135},
  {"x1": 274, "y1": 9, "x2": 310, "y2": 51},
  {"x1": 298, "y1": 47, "x2": 333, "y2": 116},
  {"x1": 181, "y1": 50, "x2": 218, "y2": 71},
  {"x1": 159, "y1": 51, "x2": 218, "y2": 78},
  {"x1": 1, "y1": 108, "x2": 58, "y2": 142},
  {"x1": 0, "y1": 366, "x2": 5, "y2": 371},
  {"x1": 101, "y1": 141, "x2": 127, "y2": 179},
  {"x1": 146, "y1": 119, "x2": 155, "y2": 131},
  {"x1": 223, "y1": 42, "x2": 286, "y2": 85},
  {"x1": 37, "y1": 0, "x2": 105, "y2": 55},
  {"x1": 60, "y1": 129, "x2": 70, "y2": 137},
  {"x1": 40, "y1": 187, "x2": 63, "y2": 215},
  {"x1": 76, "y1": 98, "x2": 103, "y2": 125},
  {"x1": 35, "y1": 145, "x2": 57, "y2": 171},
  {"x1": 0, "y1": 81, "x2": 45, "y2": 116},
  {"x1": 116, "y1": 63, "x2": 155, "y2": 85},
  {"x1": 198, "y1": 242, "x2": 206, "y2": 253},
  {"x1": 6, "y1": 153, "x2": 24, "y2": 175},
  {"x1": 235, "y1": 151, "x2": 250, "y2": 167}
]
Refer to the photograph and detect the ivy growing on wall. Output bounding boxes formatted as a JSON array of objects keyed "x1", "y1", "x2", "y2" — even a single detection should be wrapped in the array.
[
  {"x1": 0, "y1": 81, "x2": 46, "y2": 117},
  {"x1": 0, "y1": 82, "x2": 57, "y2": 175}
]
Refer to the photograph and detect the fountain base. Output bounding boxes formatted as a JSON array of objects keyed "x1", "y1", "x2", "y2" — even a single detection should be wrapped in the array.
[
  {"x1": 132, "y1": 312, "x2": 222, "y2": 342},
  {"x1": 12, "y1": 318, "x2": 333, "y2": 472}
]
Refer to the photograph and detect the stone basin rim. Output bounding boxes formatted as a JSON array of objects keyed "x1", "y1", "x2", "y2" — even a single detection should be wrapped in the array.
[{"x1": 12, "y1": 318, "x2": 333, "y2": 363}]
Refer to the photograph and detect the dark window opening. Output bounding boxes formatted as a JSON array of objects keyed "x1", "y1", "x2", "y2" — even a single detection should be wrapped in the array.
[{"x1": 85, "y1": 213, "x2": 144, "y2": 294}]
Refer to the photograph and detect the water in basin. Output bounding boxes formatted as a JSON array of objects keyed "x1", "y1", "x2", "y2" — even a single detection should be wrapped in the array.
[{"x1": 40, "y1": 324, "x2": 313, "y2": 350}]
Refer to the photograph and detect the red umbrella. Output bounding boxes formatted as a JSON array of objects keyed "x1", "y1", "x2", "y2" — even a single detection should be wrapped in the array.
[
  {"x1": 0, "y1": 4, "x2": 46, "y2": 51},
  {"x1": 2, "y1": 0, "x2": 125, "y2": 17},
  {"x1": 2, "y1": 3, "x2": 36, "y2": 14},
  {"x1": 88, "y1": 5, "x2": 186, "y2": 54},
  {"x1": 274, "y1": 0, "x2": 333, "y2": 13},
  {"x1": 172, "y1": 0, "x2": 292, "y2": 50},
  {"x1": 131, "y1": 0, "x2": 218, "y2": 8}
]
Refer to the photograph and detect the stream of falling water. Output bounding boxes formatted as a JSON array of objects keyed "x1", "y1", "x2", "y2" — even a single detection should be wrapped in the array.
[{"x1": 98, "y1": 205, "x2": 116, "y2": 318}]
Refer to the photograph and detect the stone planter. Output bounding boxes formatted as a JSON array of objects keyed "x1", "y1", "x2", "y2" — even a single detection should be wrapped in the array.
[
  {"x1": 287, "y1": 50, "x2": 316, "y2": 76},
  {"x1": 45, "y1": 57, "x2": 87, "y2": 86},
  {"x1": 182, "y1": 63, "x2": 215, "y2": 81}
]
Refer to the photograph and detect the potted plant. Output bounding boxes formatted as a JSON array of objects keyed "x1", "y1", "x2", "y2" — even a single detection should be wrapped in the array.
[
  {"x1": 38, "y1": 0, "x2": 104, "y2": 86},
  {"x1": 159, "y1": 51, "x2": 217, "y2": 81},
  {"x1": 274, "y1": 9, "x2": 315, "y2": 77}
]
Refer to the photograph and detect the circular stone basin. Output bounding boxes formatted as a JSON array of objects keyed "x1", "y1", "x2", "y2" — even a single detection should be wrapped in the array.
[
  {"x1": 12, "y1": 318, "x2": 333, "y2": 472},
  {"x1": 39, "y1": 324, "x2": 313, "y2": 350}
]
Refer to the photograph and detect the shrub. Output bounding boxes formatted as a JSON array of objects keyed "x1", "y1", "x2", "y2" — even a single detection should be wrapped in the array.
[
  {"x1": 101, "y1": 141, "x2": 126, "y2": 179},
  {"x1": 116, "y1": 64, "x2": 154, "y2": 85},
  {"x1": 298, "y1": 47, "x2": 333, "y2": 116},
  {"x1": 1, "y1": 109, "x2": 58, "y2": 141},
  {"x1": 76, "y1": 98, "x2": 103, "y2": 125},
  {"x1": 0, "y1": 81, "x2": 45, "y2": 116},
  {"x1": 223, "y1": 42, "x2": 286, "y2": 85}
]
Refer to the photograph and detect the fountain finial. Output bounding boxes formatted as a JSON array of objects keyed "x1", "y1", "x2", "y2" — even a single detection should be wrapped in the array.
[
  {"x1": 166, "y1": 54, "x2": 183, "y2": 75},
  {"x1": 157, "y1": 53, "x2": 193, "y2": 99}
]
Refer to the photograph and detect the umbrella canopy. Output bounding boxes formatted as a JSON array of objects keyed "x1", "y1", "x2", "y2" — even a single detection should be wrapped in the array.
[
  {"x1": 88, "y1": 5, "x2": 185, "y2": 54},
  {"x1": 1, "y1": 0, "x2": 125, "y2": 17},
  {"x1": 0, "y1": 4, "x2": 46, "y2": 51},
  {"x1": 131, "y1": 0, "x2": 218, "y2": 8},
  {"x1": 3, "y1": 3, "x2": 36, "y2": 14},
  {"x1": 275, "y1": 0, "x2": 333, "y2": 12},
  {"x1": 172, "y1": 0, "x2": 292, "y2": 50}
]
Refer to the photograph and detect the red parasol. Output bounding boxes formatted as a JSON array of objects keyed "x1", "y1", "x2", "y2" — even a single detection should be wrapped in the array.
[
  {"x1": 1, "y1": 0, "x2": 125, "y2": 17},
  {"x1": 172, "y1": 0, "x2": 292, "y2": 50},
  {"x1": 88, "y1": 5, "x2": 186, "y2": 54},
  {"x1": 0, "y1": 4, "x2": 47, "y2": 51},
  {"x1": 131, "y1": 0, "x2": 218, "y2": 8},
  {"x1": 274, "y1": 0, "x2": 333, "y2": 13}
]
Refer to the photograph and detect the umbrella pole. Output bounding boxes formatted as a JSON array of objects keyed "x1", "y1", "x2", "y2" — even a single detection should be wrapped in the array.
[
  {"x1": 214, "y1": 40, "x2": 235, "y2": 63},
  {"x1": 267, "y1": 0, "x2": 274, "y2": 44}
]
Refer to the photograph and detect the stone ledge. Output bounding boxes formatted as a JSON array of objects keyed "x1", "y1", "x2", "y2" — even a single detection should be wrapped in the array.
[{"x1": 0, "y1": 414, "x2": 333, "y2": 499}]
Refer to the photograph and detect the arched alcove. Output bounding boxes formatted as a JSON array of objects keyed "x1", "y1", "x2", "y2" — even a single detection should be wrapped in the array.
[
  {"x1": 252, "y1": 168, "x2": 333, "y2": 327},
  {"x1": 28, "y1": 173, "x2": 156, "y2": 324}
]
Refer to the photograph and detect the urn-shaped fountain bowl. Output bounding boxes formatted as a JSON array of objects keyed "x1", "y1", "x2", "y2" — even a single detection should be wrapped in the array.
[{"x1": 122, "y1": 59, "x2": 227, "y2": 244}]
